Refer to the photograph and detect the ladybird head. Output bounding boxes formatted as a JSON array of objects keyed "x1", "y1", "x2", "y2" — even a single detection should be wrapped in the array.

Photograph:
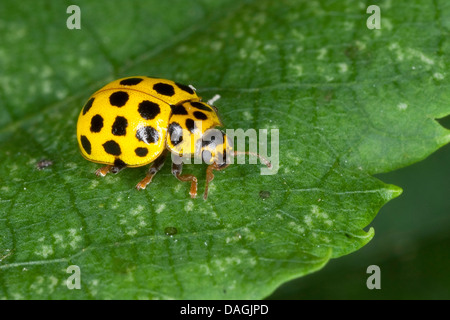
[{"x1": 199, "y1": 129, "x2": 233, "y2": 168}]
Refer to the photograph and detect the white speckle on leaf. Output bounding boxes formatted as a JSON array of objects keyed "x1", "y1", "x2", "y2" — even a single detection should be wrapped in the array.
[
  {"x1": 317, "y1": 48, "x2": 327, "y2": 60},
  {"x1": 156, "y1": 203, "x2": 166, "y2": 214},
  {"x1": 304, "y1": 215, "x2": 313, "y2": 227},
  {"x1": 130, "y1": 205, "x2": 144, "y2": 216},
  {"x1": 200, "y1": 264, "x2": 213, "y2": 276},
  {"x1": 210, "y1": 41, "x2": 223, "y2": 51},
  {"x1": 65, "y1": 162, "x2": 77, "y2": 169},
  {"x1": 264, "y1": 43, "x2": 276, "y2": 51},
  {"x1": 37, "y1": 245, "x2": 53, "y2": 258},
  {"x1": 388, "y1": 42, "x2": 404, "y2": 61},
  {"x1": 55, "y1": 89, "x2": 68, "y2": 99},
  {"x1": 184, "y1": 201, "x2": 194, "y2": 212},
  {"x1": 173, "y1": 183, "x2": 182, "y2": 192},
  {"x1": 30, "y1": 276, "x2": 45, "y2": 295},
  {"x1": 40, "y1": 65, "x2": 53, "y2": 78},
  {"x1": 48, "y1": 276, "x2": 59, "y2": 292},
  {"x1": 242, "y1": 111, "x2": 253, "y2": 121},
  {"x1": 291, "y1": 29, "x2": 305, "y2": 41},
  {"x1": 213, "y1": 259, "x2": 226, "y2": 272},
  {"x1": 78, "y1": 57, "x2": 93, "y2": 68},
  {"x1": 89, "y1": 279, "x2": 99, "y2": 296},
  {"x1": 127, "y1": 229, "x2": 138, "y2": 236},
  {"x1": 289, "y1": 63, "x2": 303, "y2": 77},
  {"x1": 176, "y1": 45, "x2": 188, "y2": 54},
  {"x1": 68, "y1": 228, "x2": 83, "y2": 249},
  {"x1": 288, "y1": 221, "x2": 305, "y2": 234},
  {"x1": 355, "y1": 40, "x2": 366, "y2": 51},
  {"x1": 383, "y1": 18, "x2": 393, "y2": 31},
  {"x1": 433, "y1": 72, "x2": 445, "y2": 80},
  {"x1": 226, "y1": 233, "x2": 242, "y2": 244},
  {"x1": 417, "y1": 51, "x2": 434, "y2": 65},
  {"x1": 138, "y1": 217, "x2": 147, "y2": 228},
  {"x1": 42, "y1": 80, "x2": 52, "y2": 95},
  {"x1": 338, "y1": 63, "x2": 348, "y2": 73},
  {"x1": 225, "y1": 257, "x2": 242, "y2": 266},
  {"x1": 406, "y1": 48, "x2": 435, "y2": 65},
  {"x1": 343, "y1": 21, "x2": 355, "y2": 31},
  {"x1": 241, "y1": 227, "x2": 256, "y2": 241},
  {"x1": 12, "y1": 293, "x2": 24, "y2": 299},
  {"x1": 89, "y1": 180, "x2": 99, "y2": 189},
  {"x1": 397, "y1": 102, "x2": 408, "y2": 110},
  {"x1": 53, "y1": 233, "x2": 66, "y2": 248}
]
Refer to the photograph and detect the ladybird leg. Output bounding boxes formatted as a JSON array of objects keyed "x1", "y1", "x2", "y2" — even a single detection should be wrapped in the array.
[
  {"x1": 171, "y1": 162, "x2": 198, "y2": 198},
  {"x1": 203, "y1": 162, "x2": 230, "y2": 200},
  {"x1": 95, "y1": 165, "x2": 113, "y2": 177},
  {"x1": 136, "y1": 150, "x2": 168, "y2": 190},
  {"x1": 95, "y1": 159, "x2": 127, "y2": 177}
]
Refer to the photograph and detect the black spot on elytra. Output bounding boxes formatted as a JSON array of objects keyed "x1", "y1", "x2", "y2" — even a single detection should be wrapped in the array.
[
  {"x1": 175, "y1": 82, "x2": 194, "y2": 95},
  {"x1": 111, "y1": 159, "x2": 127, "y2": 173},
  {"x1": 111, "y1": 116, "x2": 128, "y2": 136},
  {"x1": 193, "y1": 111, "x2": 207, "y2": 120},
  {"x1": 153, "y1": 83, "x2": 175, "y2": 96},
  {"x1": 119, "y1": 77, "x2": 143, "y2": 86},
  {"x1": 202, "y1": 134, "x2": 215, "y2": 147},
  {"x1": 138, "y1": 100, "x2": 160, "y2": 120},
  {"x1": 168, "y1": 122, "x2": 183, "y2": 146},
  {"x1": 82, "y1": 97, "x2": 95, "y2": 115},
  {"x1": 80, "y1": 135, "x2": 91, "y2": 155},
  {"x1": 135, "y1": 147, "x2": 149, "y2": 157},
  {"x1": 90, "y1": 114, "x2": 104, "y2": 133},
  {"x1": 103, "y1": 140, "x2": 121, "y2": 156},
  {"x1": 136, "y1": 126, "x2": 159, "y2": 144},
  {"x1": 170, "y1": 104, "x2": 188, "y2": 115},
  {"x1": 191, "y1": 101, "x2": 212, "y2": 112},
  {"x1": 185, "y1": 118, "x2": 196, "y2": 133},
  {"x1": 109, "y1": 91, "x2": 129, "y2": 107}
]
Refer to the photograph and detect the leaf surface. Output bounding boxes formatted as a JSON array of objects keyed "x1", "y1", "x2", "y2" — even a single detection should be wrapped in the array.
[{"x1": 0, "y1": 0, "x2": 449, "y2": 299}]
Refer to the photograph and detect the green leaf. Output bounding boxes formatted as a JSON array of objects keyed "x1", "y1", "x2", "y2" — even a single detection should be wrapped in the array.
[{"x1": 0, "y1": 0, "x2": 449, "y2": 299}]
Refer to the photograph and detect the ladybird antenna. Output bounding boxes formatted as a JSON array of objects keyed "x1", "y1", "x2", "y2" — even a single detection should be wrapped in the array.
[
  {"x1": 233, "y1": 151, "x2": 272, "y2": 168},
  {"x1": 207, "y1": 94, "x2": 221, "y2": 105}
]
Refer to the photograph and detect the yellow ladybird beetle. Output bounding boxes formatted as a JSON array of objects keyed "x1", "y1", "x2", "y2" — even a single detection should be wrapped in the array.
[{"x1": 77, "y1": 76, "x2": 271, "y2": 199}]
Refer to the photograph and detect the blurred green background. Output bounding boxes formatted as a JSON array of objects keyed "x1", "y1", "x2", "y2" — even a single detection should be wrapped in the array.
[{"x1": 269, "y1": 117, "x2": 450, "y2": 299}]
